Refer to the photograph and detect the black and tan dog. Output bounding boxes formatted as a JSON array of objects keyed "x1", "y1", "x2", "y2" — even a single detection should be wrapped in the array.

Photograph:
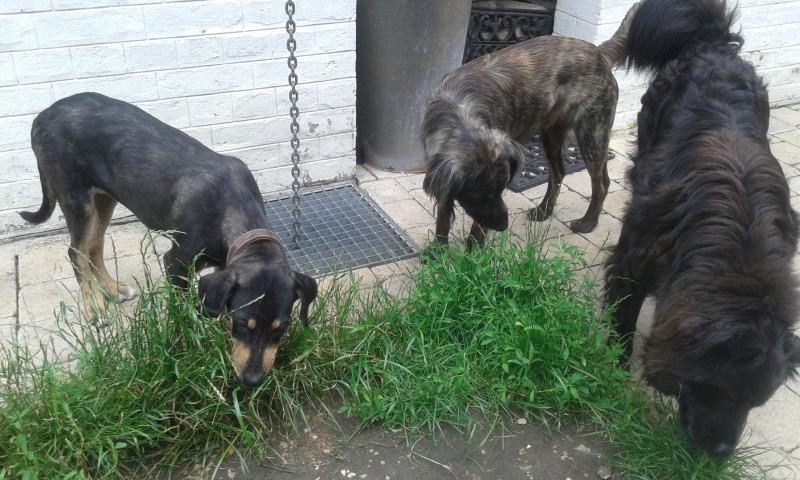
[
  {"x1": 605, "y1": 0, "x2": 800, "y2": 457},
  {"x1": 21, "y1": 92, "x2": 317, "y2": 388},
  {"x1": 421, "y1": 2, "x2": 640, "y2": 249}
]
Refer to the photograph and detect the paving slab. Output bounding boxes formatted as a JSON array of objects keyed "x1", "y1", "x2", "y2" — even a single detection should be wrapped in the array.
[
  {"x1": 504, "y1": 189, "x2": 536, "y2": 216},
  {"x1": 17, "y1": 278, "x2": 80, "y2": 326},
  {"x1": 359, "y1": 178, "x2": 416, "y2": 205},
  {"x1": 601, "y1": 187, "x2": 631, "y2": 221},
  {"x1": 410, "y1": 188, "x2": 435, "y2": 216},
  {"x1": 17, "y1": 239, "x2": 74, "y2": 287},
  {"x1": 378, "y1": 198, "x2": 436, "y2": 231},
  {"x1": 789, "y1": 176, "x2": 800, "y2": 198},
  {"x1": 0, "y1": 270, "x2": 17, "y2": 320},
  {"x1": 354, "y1": 164, "x2": 377, "y2": 183},
  {"x1": 546, "y1": 189, "x2": 592, "y2": 228},
  {"x1": 577, "y1": 213, "x2": 622, "y2": 252},
  {"x1": 0, "y1": 317, "x2": 16, "y2": 352},
  {"x1": 772, "y1": 107, "x2": 800, "y2": 128},
  {"x1": 776, "y1": 129, "x2": 800, "y2": 147},
  {"x1": 608, "y1": 130, "x2": 636, "y2": 155},
  {"x1": 769, "y1": 117, "x2": 795, "y2": 135},
  {"x1": 774, "y1": 140, "x2": 800, "y2": 166},
  {"x1": 392, "y1": 172, "x2": 425, "y2": 192}
]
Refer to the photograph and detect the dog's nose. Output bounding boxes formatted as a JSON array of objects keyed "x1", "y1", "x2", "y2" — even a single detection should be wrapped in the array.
[
  {"x1": 496, "y1": 217, "x2": 509, "y2": 231},
  {"x1": 241, "y1": 371, "x2": 265, "y2": 388},
  {"x1": 484, "y1": 216, "x2": 508, "y2": 232},
  {"x1": 708, "y1": 442, "x2": 734, "y2": 458}
]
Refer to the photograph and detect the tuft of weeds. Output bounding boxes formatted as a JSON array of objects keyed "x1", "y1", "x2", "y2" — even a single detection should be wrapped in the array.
[
  {"x1": 0, "y1": 228, "x2": 791, "y2": 479},
  {"x1": 0, "y1": 234, "x2": 330, "y2": 479},
  {"x1": 601, "y1": 390, "x2": 790, "y2": 480},
  {"x1": 330, "y1": 234, "x2": 628, "y2": 437}
]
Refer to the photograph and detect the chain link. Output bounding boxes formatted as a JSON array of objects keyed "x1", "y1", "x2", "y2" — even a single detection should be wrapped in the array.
[{"x1": 286, "y1": 0, "x2": 302, "y2": 250}]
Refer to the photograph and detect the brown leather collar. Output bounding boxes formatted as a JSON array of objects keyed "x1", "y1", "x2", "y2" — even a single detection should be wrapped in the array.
[{"x1": 226, "y1": 229, "x2": 282, "y2": 265}]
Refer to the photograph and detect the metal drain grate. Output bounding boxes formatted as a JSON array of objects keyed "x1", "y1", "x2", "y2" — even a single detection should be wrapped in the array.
[
  {"x1": 509, "y1": 137, "x2": 616, "y2": 193},
  {"x1": 264, "y1": 183, "x2": 419, "y2": 277}
]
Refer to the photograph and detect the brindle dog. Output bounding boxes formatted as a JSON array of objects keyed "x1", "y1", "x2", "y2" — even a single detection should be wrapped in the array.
[
  {"x1": 21, "y1": 92, "x2": 317, "y2": 388},
  {"x1": 421, "y1": 2, "x2": 640, "y2": 249}
]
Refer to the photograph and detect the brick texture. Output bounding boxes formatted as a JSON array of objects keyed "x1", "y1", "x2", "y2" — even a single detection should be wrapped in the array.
[
  {"x1": 0, "y1": 0, "x2": 357, "y2": 235},
  {"x1": 555, "y1": 0, "x2": 800, "y2": 130}
]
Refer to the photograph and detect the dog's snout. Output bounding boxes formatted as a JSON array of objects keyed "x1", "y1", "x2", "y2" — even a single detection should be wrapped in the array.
[
  {"x1": 707, "y1": 442, "x2": 734, "y2": 458},
  {"x1": 481, "y1": 213, "x2": 508, "y2": 232},
  {"x1": 241, "y1": 370, "x2": 265, "y2": 388}
]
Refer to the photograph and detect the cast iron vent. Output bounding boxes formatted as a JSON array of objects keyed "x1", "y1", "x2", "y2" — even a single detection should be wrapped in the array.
[
  {"x1": 264, "y1": 183, "x2": 418, "y2": 277},
  {"x1": 509, "y1": 137, "x2": 616, "y2": 193},
  {"x1": 464, "y1": 1, "x2": 554, "y2": 63}
]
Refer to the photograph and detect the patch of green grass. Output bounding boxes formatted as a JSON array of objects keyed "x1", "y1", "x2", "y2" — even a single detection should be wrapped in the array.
[
  {"x1": 0, "y1": 235, "x2": 333, "y2": 479},
  {"x1": 0, "y1": 228, "x2": 792, "y2": 479},
  {"x1": 601, "y1": 390, "x2": 788, "y2": 479},
  {"x1": 331, "y1": 235, "x2": 628, "y2": 435}
]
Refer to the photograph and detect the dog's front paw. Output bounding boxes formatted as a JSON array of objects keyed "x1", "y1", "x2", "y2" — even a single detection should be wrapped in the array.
[
  {"x1": 117, "y1": 283, "x2": 138, "y2": 303},
  {"x1": 569, "y1": 216, "x2": 598, "y2": 234}
]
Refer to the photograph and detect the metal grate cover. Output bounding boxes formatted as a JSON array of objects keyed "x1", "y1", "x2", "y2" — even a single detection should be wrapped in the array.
[
  {"x1": 264, "y1": 183, "x2": 418, "y2": 277},
  {"x1": 509, "y1": 137, "x2": 616, "y2": 193},
  {"x1": 464, "y1": 2, "x2": 554, "y2": 63}
]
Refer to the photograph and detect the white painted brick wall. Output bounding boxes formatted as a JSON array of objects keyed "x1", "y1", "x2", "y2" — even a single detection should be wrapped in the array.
[
  {"x1": 0, "y1": 0, "x2": 795, "y2": 235},
  {"x1": 0, "y1": 0, "x2": 357, "y2": 235},
  {"x1": 555, "y1": 0, "x2": 800, "y2": 130}
]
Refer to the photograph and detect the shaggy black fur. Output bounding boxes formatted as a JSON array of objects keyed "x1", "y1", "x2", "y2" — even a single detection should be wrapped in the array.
[{"x1": 605, "y1": 0, "x2": 800, "y2": 457}]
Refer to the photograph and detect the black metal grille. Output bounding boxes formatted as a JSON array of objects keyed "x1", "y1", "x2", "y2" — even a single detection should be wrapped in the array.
[
  {"x1": 509, "y1": 137, "x2": 616, "y2": 193},
  {"x1": 264, "y1": 183, "x2": 418, "y2": 277},
  {"x1": 464, "y1": 3, "x2": 554, "y2": 63}
]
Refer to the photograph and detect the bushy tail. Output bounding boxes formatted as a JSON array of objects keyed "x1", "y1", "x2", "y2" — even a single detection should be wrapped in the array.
[
  {"x1": 598, "y1": 1, "x2": 641, "y2": 69},
  {"x1": 626, "y1": 0, "x2": 741, "y2": 73},
  {"x1": 19, "y1": 164, "x2": 57, "y2": 224}
]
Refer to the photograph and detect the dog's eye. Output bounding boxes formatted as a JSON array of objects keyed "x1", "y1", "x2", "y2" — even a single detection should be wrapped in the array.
[{"x1": 232, "y1": 317, "x2": 251, "y2": 332}]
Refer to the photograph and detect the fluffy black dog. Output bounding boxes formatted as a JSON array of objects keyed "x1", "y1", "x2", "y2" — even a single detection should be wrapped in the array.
[{"x1": 605, "y1": 0, "x2": 800, "y2": 457}]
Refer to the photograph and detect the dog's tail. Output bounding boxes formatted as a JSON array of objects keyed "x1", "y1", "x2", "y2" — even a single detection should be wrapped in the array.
[
  {"x1": 597, "y1": 1, "x2": 641, "y2": 69},
  {"x1": 626, "y1": 0, "x2": 741, "y2": 73},
  {"x1": 19, "y1": 164, "x2": 57, "y2": 224}
]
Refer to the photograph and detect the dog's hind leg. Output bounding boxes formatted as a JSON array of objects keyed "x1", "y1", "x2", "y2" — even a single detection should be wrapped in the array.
[
  {"x1": 62, "y1": 192, "x2": 110, "y2": 320},
  {"x1": 88, "y1": 190, "x2": 137, "y2": 303},
  {"x1": 569, "y1": 124, "x2": 612, "y2": 233},
  {"x1": 528, "y1": 127, "x2": 567, "y2": 222}
]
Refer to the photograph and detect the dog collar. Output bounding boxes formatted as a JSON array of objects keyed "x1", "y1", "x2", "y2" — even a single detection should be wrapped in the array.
[{"x1": 226, "y1": 229, "x2": 283, "y2": 265}]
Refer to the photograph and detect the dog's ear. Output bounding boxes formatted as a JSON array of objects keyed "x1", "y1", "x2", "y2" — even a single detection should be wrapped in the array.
[
  {"x1": 642, "y1": 335, "x2": 685, "y2": 396},
  {"x1": 198, "y1": 269, "x2": 239, "y2": 317},
  {"x1": 293, "y1": 271, "x2": 318, "y2": 327},
  {"x1": 507, "y1": 140, "x2": 526, "y2": 180},
  {"x1": 644, "y1": 368, "x2": 682, "y2": 396},
  {"x1": 423, "y1": 153, "x2": 465, "y2": 204},
  {"x1": 709, "y1": 328, "x2": 770, "y2": 366}
]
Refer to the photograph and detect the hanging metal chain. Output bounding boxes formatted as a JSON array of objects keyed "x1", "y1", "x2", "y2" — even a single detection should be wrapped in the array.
[{"x1": 286, "y1": 0, "x2": 302, "y2": 250}]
